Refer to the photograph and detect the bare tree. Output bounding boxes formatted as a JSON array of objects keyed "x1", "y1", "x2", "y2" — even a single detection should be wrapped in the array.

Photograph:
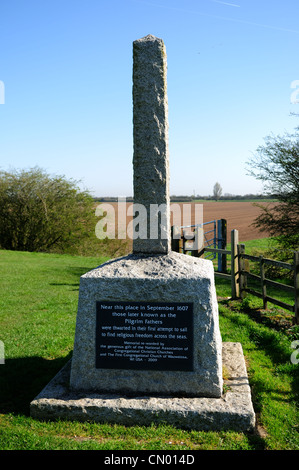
[
  {"x1": 213, "y1": 182, "x2": 222, "y2": 201},
  {"x1": 247, "y1": 129, "x2": 299, "y2": 253}
]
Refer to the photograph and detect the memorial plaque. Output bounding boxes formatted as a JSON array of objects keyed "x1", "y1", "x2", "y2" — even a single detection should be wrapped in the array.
[{"x1": 96, "y1": 301, "x2": 193, "y2": 371}]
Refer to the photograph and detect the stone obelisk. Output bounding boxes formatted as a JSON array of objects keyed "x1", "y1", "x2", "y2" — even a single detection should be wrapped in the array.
[
  {"x1": 68, "y1": 35, "x2": 223, "y2": 398},
  {"x1": 132, "y1": 35, "x2": 170, "y2": 254}
]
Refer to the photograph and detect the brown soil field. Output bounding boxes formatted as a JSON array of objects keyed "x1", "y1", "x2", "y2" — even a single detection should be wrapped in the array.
[
  {"x1": 104, "y1": 200, "x2": 274, "y2": 242},
  {"x1": 195, "y1": 201, "x2": 271, "y2": 241}
]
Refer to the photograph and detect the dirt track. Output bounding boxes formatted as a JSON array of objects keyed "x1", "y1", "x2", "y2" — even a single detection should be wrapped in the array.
[{"x1": 105, "y1": 200, "x2": 273, "y2": 242}]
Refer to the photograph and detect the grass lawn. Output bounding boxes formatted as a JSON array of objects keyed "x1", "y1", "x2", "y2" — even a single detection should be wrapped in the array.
[{"x1": 0, "y1": 245, "x2": 298, "y2": 450}]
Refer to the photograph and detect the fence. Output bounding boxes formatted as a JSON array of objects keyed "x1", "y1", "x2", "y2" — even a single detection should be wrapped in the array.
[
  {"x1": 171, "y1": 225, "x2": 299, "y2": 324},
  {"x1": 238, "y1": 245, "x2": 299, "y2": 324},
  {"x1": 171, "y1": 219, "x2": 227, "y2": 271}
]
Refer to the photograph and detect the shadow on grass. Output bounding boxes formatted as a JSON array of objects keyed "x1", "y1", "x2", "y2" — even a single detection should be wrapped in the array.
[
  {"x1": 49, "y1": 282, "x2": 80, "y2": 291},
  {"x1": 66, "y1": 266, "x2": 97, "y2": 277},
  {"x1": 0, "y1": 353, "x2": 72, "y2": 416},
  {"x1": 49, "y1": 267, "x2": 97, "y2": 290},
  {"x1": 0, "y1": 350, "x2": 268, "y2": 449}
]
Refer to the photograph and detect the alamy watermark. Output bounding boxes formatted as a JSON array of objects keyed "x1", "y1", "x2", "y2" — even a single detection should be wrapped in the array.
[
  {"x1": 290, "y1": 80, "x2": 299, "y2": 104},
  {"x1": 0, "y1": 340, "x2": 4, "y2": 364},
  {"x1": 0, "y1": 81, "x2": 5, "y2": 104},
  {"x1": 95, "y1": 197, "x2": 203, "y2": 248},
  {"x1": 291, "y1": 340, "x2": 299, "y2": 365}
]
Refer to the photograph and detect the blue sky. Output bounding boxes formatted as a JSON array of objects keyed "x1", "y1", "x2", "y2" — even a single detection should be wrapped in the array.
[{"x1": 0, "y1": 0, "x2": 298, "y2": 197}]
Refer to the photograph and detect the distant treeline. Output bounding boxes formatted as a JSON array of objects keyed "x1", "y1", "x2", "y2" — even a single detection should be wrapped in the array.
[
  {"x1": 94, "y1": 194, "x2": 276, "y2": 203},
  {"x1": 94, "y1": 197, "x2": 134, "y2": 202},
  {"x1": 194, "y1": 194, "x2": 277, "y2": 201}
]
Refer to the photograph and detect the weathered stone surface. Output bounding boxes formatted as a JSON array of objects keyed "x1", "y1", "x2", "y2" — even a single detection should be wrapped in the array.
[
  {"x1": 30, "y1": 35, "x2": 256, "y2": 432},
  {"x1": 69, "y1": 251, "x2": 223, "y2": 398},
  {"x1": 132, "y1": 35, "x2": 170, "y2": 254},
  {"x1": 30, "y1": 342, "x2": 256, "y2": 432}
]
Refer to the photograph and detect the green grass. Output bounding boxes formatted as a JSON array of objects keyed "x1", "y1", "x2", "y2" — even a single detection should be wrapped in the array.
[{"x1": 0, "y1": 247, "x2": 298, "y2": 450}]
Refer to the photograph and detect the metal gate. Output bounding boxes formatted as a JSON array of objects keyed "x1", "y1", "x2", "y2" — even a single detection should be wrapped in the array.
[{"x1": 171, "y1": 219, "x2": 227, "y2": 272}]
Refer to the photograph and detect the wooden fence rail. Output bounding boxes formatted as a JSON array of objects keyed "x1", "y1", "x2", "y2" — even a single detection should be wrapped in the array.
[
  {"x1": 238, "y1": 245, "x2": 299, "y2": 324},
  {"x1": 171, "y1": 225, "x2": 299, "y2": 324}
]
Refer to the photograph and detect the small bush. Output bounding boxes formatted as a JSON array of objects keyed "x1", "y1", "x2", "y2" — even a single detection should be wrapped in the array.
[{"x1": 0, "y1": 167, "x2": 97, "y2": 254}]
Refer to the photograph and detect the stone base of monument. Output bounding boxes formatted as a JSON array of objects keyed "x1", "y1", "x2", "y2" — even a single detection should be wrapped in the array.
[
  {"x1": 30, "y1": 342, "x2": 255, "y2": 432},
  {"x1": 30, "y1": 252, "x2": 255, "y2": 431},
  {"x1": 69, "y1": 252, "x2": 223, "y2": 398}
]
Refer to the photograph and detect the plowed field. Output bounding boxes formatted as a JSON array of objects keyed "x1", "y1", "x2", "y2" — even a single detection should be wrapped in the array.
[
  {"x1": 195, "y1": 201, "x2": 272, "y2": 241},
  {"x1": 105, "y1": 200, "x2": 274, "y2": 242}
]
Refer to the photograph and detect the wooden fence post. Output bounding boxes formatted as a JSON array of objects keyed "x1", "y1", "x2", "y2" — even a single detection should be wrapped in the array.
[
  {"x1": 171, "y1": 225, "x2": 181, "y2": 253},
  {"x1": 260, "y1": 256, "x2": 267, "y2": 310},
  {"x1": 231, "y1": 229, "x2": 239, "y2": 299},
  {"x1": 217, "y1": 219, "x2": 227, "y2": 273},
  {"x1": 193, "y1": 226, "x2": 204, "y2": 258},
  {"x1": 294, "y1": 251, "x2": 299, "y2": 325},
  {"x1": 237, "y1": 243, "x2": 246, "y2": 299}
]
